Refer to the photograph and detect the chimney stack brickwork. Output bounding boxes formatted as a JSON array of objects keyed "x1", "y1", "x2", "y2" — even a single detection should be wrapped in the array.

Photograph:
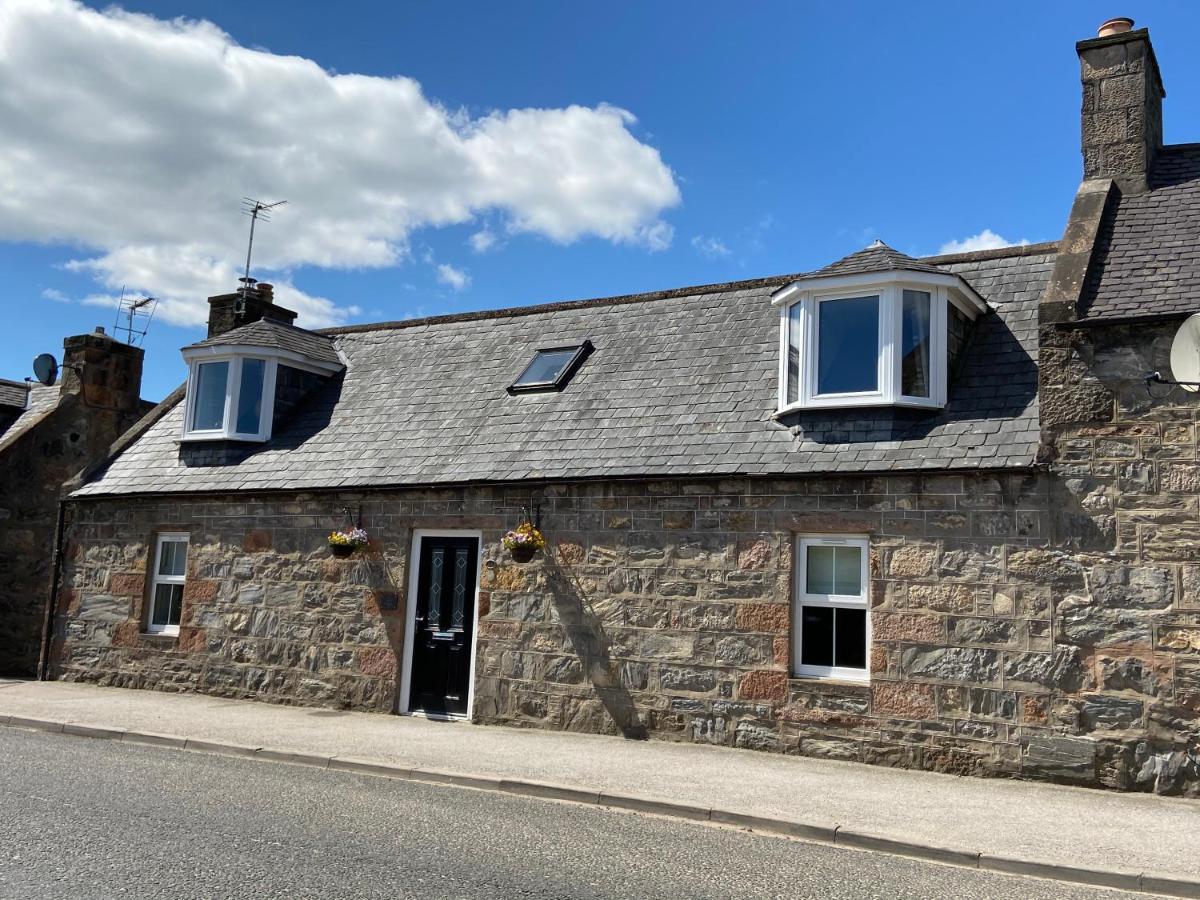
[
  {"x1": 207, "y1": 288, "x2": 299, "y2": 338},
  {"x1": 1078, "y1": 28, "x2": 1165, "y2": 192}
]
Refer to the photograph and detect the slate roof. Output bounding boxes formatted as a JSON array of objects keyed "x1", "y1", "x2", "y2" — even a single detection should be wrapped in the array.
[
  {"x1": 0, "y1": 383, "x2": 60, "y2": 454},
  {"x1": 811, "y1": 241, "x2": 944, "y2": 278},
  {"x1": 0, "y1": 378, "x2": 28, "y2": 410},
  {"x1": 73, "y1": 244, "x2": 1056, "y2": 497},
  {"x1": 184, "y1": 318, "x2": 342, "y2": 366},
  {"x1": 1081, "y1": 144, "x2": 1200, "y2": 320}
]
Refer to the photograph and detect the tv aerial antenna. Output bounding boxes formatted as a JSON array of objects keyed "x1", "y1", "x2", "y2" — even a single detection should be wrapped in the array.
[
  {"x1": 240, "y1": 197, "x2": 287, "y2": 294},
  {"x1": 112, "y1": 285, "x2": 158, "y2": 346}
]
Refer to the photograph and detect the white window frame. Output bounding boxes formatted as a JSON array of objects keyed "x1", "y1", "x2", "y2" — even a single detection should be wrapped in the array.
[
  {"x1": 773, "y1": 270, "x2": 986, "y2": 415},
  {"x1": 793, "y1": 535, "x2": 871, "y2": 683},
  {"x1": 147, "y1": 532, "x2": 189, "y2": 635},
  {"x1": 180, "y1": 344, "x2": 341, "y2": 443}
]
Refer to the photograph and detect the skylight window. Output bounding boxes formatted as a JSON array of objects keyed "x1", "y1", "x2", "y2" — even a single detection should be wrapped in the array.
[{"x1": 508, "y1": 342, "x2": 592, "y2": 393}]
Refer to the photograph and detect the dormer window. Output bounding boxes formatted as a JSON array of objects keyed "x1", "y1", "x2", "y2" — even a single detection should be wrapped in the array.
[
  {"x1": 180, "y1": 318, "x2": 343, "y2": 443},
  {"x1": 772, "y1": 245, "x2": 986, "y2": 413},
  {"x1": 184, "y1": 355, "x2": 275, "y2": 441}
]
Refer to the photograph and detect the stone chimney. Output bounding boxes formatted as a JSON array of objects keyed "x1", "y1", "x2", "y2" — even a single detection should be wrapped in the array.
[
  {"x1": 60, "y1": 327, "x2": 144, "y2": 413},
  {"x1": 206, "y1": 283, "x2": 298, "y2": 338},
  {"x1": 1077, "y1": 20, "x2": 1165, "y2": 193}
]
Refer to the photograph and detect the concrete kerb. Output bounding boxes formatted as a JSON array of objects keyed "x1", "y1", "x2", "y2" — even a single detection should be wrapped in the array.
[{"x1": 2, "y1": 713, "x2": 1197, "y2": 898}]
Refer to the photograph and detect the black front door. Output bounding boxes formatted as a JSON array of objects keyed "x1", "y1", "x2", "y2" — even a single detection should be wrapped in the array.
[{"x1": 407, "y1": 536, "x2": 479, "y2": 716}]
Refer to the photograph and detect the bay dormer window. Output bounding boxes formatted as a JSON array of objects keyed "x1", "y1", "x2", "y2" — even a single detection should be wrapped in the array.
[
  {"x1": 184, "y1": 354, "x2": 276, "y2": 441},
  {"x1": 771, "y1": 253, "x2": 986, "y2": 414},
  {"x1": 180, "y1": 319, "x2": 344, "y2": 443}
]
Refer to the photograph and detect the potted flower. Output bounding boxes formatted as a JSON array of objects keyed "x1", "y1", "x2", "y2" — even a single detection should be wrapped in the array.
[
  {"x1": 328, "y1": 527, "x2": 369, "y2": 558},
  {"x1": 502, "y1": 523, "x2": 545, "y2": 563}
]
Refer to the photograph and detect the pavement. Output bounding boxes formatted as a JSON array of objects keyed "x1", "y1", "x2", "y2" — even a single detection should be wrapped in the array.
[
  {"x1": 1, "y1": 727, "x2": 1138, "y2": 900},
  {"x1": 1, "y1": 678, "x2": 1197, "y2": 897}
]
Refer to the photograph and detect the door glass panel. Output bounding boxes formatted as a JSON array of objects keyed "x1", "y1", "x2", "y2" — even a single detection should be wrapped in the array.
[
  {"x1": 427, "y1": 548, "x2": 444, "y2": 629},
  {"x1": 800, "y1": 606, "x2": 834, "y2": 668},
  {"x1": 235, "y1": 358, "x2": 266, "y2": 434},
  {"x1": 817, "y1": 296, "x2": 879, "y2": 394},
  {"x1": 451, "y1": 547, "x2": 468, "y2": 629},
  {"x1": 191, "y1": 361, "x2": 228, "y2": 431},
  {"x1": 901, "y1": 290, "x2": 932, "y2": 398},
  {"x1": 834, "y1": 607, "x2": 867, "y2": 669}
]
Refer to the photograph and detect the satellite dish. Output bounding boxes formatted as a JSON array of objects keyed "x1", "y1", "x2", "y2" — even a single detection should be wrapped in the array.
[
  {"x1": 1169, "y1": 313, "x2": 1200, "y2": 392},
  {"x1": 32, "y1": 353, "x2": 58, "y2": 387}
]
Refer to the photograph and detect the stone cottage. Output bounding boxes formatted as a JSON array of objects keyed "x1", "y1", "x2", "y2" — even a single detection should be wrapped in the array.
[
  {"x1": 0, "y1": 329, "x2": 150, "y2": 676},
  {"x1": 48, "y1": 22, "x2": 1200, "y2": 794}
]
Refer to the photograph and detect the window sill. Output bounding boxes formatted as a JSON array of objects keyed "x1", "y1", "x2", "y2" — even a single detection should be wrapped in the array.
[
  {"x1": 788, "y1": 674, "x2": 871, "y2": 690},
  {"x1": 181, "y1": 431, "x2": 268, "y2": 443},
  {"x1": 141, "y1": 631, "x2": 179, "y2": 641}
]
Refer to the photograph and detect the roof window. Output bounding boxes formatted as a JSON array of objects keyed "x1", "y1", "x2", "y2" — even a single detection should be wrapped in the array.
[{"x1": 508, "y1": 342, "x2": 592, "y2": 394}]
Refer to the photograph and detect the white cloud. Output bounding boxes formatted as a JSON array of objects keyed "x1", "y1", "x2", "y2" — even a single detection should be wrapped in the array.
[
  {"x1": 0, "y1": 0, "x2": 680, "y2": 327},
  {"x1": 436, "y1": 263, "x2": 470, "y2": 291},
  {"x1": 41, "y1": 287, "x2": 71, "y2": 303},
  {"x1": 691, "y1": 234, "x2": 730, "y2": 259},
  {"x1": 938, "y1": 229, "x2": 1029, "y2": 255},
  {"x1": 469, "y1": 229, "x2": 498, "y2": 253}
]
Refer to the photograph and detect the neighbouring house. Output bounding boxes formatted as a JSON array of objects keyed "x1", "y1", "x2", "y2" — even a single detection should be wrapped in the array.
[
  {"x1": 49, "y1": 22, "x2": 1200, "y2": 794},
  {"x1": 0, "y1": 329, "x2": 150, "y2": 675}
]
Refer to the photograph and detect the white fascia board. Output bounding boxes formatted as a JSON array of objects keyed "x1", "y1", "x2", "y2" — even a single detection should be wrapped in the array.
[
  {"x1": 181, "y1": 343, "x2": 342, "y2": 374},
  {"x1": 771, "y1": 269, "x2": 989, "y2": 316}
]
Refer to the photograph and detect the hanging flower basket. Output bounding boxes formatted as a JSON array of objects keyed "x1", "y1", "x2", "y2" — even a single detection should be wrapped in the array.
[
  {"x1": 503, "y1": 523, "x2": 545, "y2": 563},
  {"x1": 328, "y1": 527, "x2": 369, "y2": 558}
]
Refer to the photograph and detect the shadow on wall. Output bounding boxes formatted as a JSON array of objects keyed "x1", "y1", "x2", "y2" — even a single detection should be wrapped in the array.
[
  {"x1": 344, "y1": 535, "x2": 409, "y2": 714},
  {"x1": 543, "y1": 555, "x2": 648, "y2": 741}
]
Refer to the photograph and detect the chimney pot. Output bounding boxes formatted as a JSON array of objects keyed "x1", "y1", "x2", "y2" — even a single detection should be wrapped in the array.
[
  {"x1": 1098, "y1": 17, "x2": 1134, "y2": 37},
  {"x1": 257, "y1": 282, "x2": 274, "y2": 299},
  {"x1": 94, "y1": 326, "x2": 105, "y2": 335}
]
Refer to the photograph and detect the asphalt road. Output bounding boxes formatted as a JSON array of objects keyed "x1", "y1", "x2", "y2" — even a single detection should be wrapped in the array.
[{"x1": 0, "y1": 727, "x2": 1146, "y2": 900}]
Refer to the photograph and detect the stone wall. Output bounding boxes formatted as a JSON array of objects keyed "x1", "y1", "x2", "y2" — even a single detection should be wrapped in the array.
[
  {"x1": 0, "y1": 332, "x2": 145, "y2": 675},
  {"x1": 52, "y1": 465, "x2": 1198, "y2": 794}
]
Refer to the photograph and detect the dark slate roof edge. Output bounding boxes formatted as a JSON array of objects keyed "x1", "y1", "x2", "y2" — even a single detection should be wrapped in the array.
[
  {"x1": 66, "y1": 383, "x2": 187, "y2": 494},
  {"x1": 1058, "y1": 309, "x2": 1195, "y2": 329},
  {"x1": 65, "y1": 462, "x2": 1041, "y2": 503},
  {"x1": 321, "y1": 241, "x2": 1060, "y2": 337}
]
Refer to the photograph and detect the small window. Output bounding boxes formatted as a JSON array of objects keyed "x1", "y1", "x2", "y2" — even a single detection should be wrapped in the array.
[
  {"x1": 147, "y1": 533, "x2": 189, "y2": 634},
  {"x1": 508, "y1": 342, "x2": 592, "y2": 393},
  {"x1": 793, "y1": 536, "x2": 870, "y2": 682},
  {"x1": 182, "y1": 355, "x2": 274, "y2": 441},
  {"x1": 191, "y1": 361, "x2": 229, "y2": 432}
]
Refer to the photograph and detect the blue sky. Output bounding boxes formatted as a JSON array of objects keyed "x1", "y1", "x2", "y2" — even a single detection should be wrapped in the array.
[{"x1": 2, "y1": 2, "x2": 1198, "y2": 401}]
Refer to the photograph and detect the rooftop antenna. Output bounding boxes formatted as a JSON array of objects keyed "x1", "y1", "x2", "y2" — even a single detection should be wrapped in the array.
[
  {"x1": 240, "y1": 197, "x2": 287, "y2": 296},
  {"x1": 112, "y1": 288, "x2": 158, "y2": 347}
]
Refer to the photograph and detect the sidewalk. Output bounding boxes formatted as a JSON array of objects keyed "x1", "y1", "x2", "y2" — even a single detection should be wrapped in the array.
[{"x1": 2, "y1": 679, "x2": 1196, "y2": 897}]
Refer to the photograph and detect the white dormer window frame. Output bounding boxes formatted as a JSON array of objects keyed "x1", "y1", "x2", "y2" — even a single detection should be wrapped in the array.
[
  {"x1": 772, "y1": 270, "x2": 986, "y2": 414},
  {"x1": 180, "y1": 344, "x2": 341, "y2": 443}
]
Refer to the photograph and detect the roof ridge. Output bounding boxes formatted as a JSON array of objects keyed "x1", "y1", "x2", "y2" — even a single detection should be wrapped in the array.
[{"x1": 321, "y1": 240, "x2": 1060, "y2": 337}]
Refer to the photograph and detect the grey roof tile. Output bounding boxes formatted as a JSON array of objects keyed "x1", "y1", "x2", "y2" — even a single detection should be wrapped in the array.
[
  {"x1": 74, "y1": 249, "x2": 1055, "y2": 497},
  {"x1": 1081, "y1": 145, "x2": 1200, "y2": 320},
  {"x1": 184, "y1": 318, "x2": 341, "y2": 366}
]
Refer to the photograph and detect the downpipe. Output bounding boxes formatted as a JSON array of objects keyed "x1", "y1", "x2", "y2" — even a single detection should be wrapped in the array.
[{"x1": 36, "y1": 499, "x2": 68, "y2": 681}]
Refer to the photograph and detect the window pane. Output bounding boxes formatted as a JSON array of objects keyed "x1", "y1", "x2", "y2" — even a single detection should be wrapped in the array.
[
  {"x1": 834, "y1": 607, "x2": 867, "y2": 669},
  {"x1": 800, "y1": 606, "x2": 834, "y2": 668},
  {"x1": 818, "y1": 296, "x2": 878, "y2": 394},
  {"x1": 805, "y1": 545, "x2": 836, "y2": 594},
  {"x1": 786, "y1": 304, "x2": 801, "y2": 405},
  {"x1": 235, "y1": 358, "x2": 266, "y2": 434},
  {"x1": 152, "y1": 583, "x2": 183, "y2": 627},
  {"x1": 157, "y1": 539, "x2": 187, "y2": 577},
  {"x1": 833, "y1": 546, "x2": 863, "y2": 596},
  {"x1": 191, "y1": 361, "x2": 229, "y2": 431},
  {"x1": 514, "y1": 349, "x2": 579, "y2": 387},
  {"x1": 901, "y1": 290, "x2": 932, "y2": 398}
]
